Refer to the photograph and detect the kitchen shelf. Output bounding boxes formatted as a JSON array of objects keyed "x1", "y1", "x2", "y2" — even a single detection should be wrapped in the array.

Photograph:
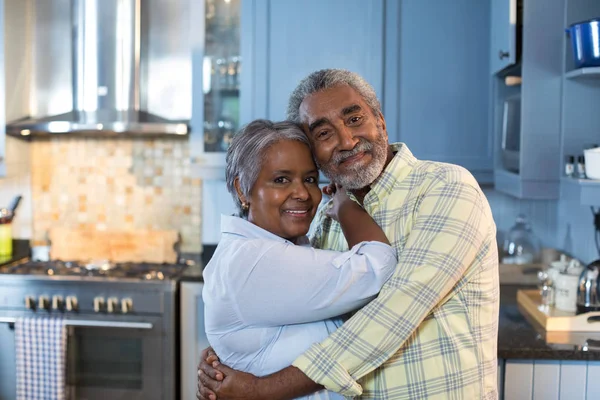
[
  {"x1": 494, "y1": 169, "x2": 560, "y2": 199},
  {"x1": 565, "y1": 67, "x2": 600, "y2": 80},
  {"x1": 560, "y1": 177, "x2": 600, "y2": 205}
]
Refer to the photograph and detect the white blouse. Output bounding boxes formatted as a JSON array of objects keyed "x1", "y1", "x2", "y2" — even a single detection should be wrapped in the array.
[{"x1": 202, "y1": 215, "x2": 397, "y2": 399}]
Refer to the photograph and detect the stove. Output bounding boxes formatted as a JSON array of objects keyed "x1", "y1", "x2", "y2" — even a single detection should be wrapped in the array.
[
  {"x1": 1, "y1": 259, "x2": 188, "y2": 280},
  {"x1": 0, "y1": 258, "x2": 192, "y2": 400}
]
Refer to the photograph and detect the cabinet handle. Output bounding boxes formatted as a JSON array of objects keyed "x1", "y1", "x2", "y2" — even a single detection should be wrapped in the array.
[{"x1": 498, "y1": 50, "x2": 510, "y2": 60}]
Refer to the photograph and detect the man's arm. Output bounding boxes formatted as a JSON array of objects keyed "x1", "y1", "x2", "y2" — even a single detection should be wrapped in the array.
[
  {"x1": 197, "y1": 348, "x2": 319, "y2": 400},
  {"x1": 199, "y1": 180, "x2": 491, "y2": 399},
  {"x1": 293, "y1": 179, "x2": 492, "y2": 396}
]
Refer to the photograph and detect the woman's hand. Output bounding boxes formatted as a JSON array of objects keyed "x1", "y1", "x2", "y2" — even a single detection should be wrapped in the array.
[
  {"x1": 324, "y1": 183, "x2": 355, "y2": 222},
  {"x1": 197, "y1": 347, "x2": 260, "y2": 400}
]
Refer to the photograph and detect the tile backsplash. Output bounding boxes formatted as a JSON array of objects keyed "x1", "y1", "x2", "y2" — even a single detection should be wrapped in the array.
[{"x1": 30, "y1": 137, "x2": 202, "y2": 253}]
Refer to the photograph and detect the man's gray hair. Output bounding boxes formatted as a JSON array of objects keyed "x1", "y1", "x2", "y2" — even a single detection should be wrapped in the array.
[
  {"x1": 286, "y1": 69, "x2": 382, "y2": 123},
  {"x1": 226, "y1": 119, "x2": 312, "y2": 218}
]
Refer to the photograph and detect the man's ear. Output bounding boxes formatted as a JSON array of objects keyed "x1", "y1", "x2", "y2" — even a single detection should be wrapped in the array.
[
  {"x1": 233, "y1": 178, "x2": 247, "y2": 204},
  {"x1": 377, "y1": 111, "x2": 388, "y2": 139}
]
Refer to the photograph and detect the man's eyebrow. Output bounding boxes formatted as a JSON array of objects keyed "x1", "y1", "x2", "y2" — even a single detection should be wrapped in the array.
[
  {"x1": 308, "y1": 118, "x2": 328, "y2": 133},
  {"x1": 341, "y1": 104, "x2": 362, "y2": 116}
]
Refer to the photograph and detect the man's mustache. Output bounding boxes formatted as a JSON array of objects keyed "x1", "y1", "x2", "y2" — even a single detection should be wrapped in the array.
[{"x1": 332, "y1": 139, "x2": 373, "y2": 165}]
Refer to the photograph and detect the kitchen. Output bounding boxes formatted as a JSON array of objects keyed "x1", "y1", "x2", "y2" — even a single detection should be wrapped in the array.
[{"x1": 0, "y1": 0, "x2": 600, "y2": 399}]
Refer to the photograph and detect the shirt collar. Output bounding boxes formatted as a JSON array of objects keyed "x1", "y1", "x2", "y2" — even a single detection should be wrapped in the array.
[
  {"x1": 365, "y1": 142, "x2": 417, "y2": 205},
  {"x1": 220, "y1": 214, "x2": 309, "y2": 245}
]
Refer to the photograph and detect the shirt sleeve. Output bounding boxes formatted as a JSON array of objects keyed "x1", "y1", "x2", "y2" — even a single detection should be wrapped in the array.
[
  {"x1": 292, "y1": 180, "x2": 493, "y2": 396},
  {"x1": 229, "y1": 239, "x2": 397, "y2": 327}
]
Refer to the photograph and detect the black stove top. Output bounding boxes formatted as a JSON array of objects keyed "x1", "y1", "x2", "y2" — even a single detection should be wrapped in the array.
[{"x1": 1, "y1": 260, "x2": 188, "y2": 280}]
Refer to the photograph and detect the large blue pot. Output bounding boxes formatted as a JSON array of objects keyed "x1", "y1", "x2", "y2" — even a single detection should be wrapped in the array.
[{"x1": 566, "y1": 19, "x2": 600, "y2": 69}]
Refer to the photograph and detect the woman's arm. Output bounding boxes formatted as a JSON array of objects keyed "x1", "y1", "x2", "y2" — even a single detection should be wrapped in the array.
[{"x1": 325, "y1": 184, "x2": 390, "y2": 247}]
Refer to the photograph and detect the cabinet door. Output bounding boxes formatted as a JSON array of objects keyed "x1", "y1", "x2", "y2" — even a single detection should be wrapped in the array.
[
  {"x1": 242, "y1": 0, "x2": 385, "y2": 122},
  {"x1": 398, "y1": 0, "x2": 493, "y2": 183},
  {"x1": 180, "y1": 282, "x2": 210, "y2": 400},
  {"x1": 490, "y1": 0, "x2": 517, "y2": 74}
]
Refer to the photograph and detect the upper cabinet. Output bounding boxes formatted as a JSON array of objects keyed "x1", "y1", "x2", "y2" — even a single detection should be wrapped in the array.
[
  {"x1": 397, "y1": 0, "x2": 493, "y2": 183},
  {"x1": 242, "y1": 0, "x2": 387, "y2": 123},
  {"x1": 242, "y1": 0, "x2": 493, "y2": 184},
  {"x1": 490, "y1": 0, "x2": 520, "y2": 75},
  {"x1": 491, "y1": 0, "x2": 564, "y2": 199}
]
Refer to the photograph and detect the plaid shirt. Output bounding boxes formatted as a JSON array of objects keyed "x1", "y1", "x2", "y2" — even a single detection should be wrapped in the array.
[{"x1": 293, "y1": 143, "x2": 499, "y2": 399}]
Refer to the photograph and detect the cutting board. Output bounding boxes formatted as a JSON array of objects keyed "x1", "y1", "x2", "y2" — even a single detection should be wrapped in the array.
[
  {"x1": 49, "y1": 227, "x2": 180, "y2": 264},
  {"x1": 517, "y1": 289, "x2": 600, "y2": 332}
]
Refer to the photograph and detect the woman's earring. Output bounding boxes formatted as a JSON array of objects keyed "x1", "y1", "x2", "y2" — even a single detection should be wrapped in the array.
[{"x1": 241, "y1": 202, "x2": 249, "y2": 212}]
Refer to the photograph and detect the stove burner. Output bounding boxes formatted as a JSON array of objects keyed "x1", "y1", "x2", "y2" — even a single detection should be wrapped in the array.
[{"x1": 2, "y1": 260, "x2": 187, "y2": 280}]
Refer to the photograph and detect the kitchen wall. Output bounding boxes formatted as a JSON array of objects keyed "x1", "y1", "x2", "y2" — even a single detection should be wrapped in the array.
[
  {"x1": 29, "y1": 138, "x2": 202, "y2": 253},
  {"x1": 0, "y1": 0, "x2": 33, "y2": 239},
  {"x1": 485, "y1": 187, "x2": 599, "y2": 265},
  {"x1": 0, "y1": 137, "x2": 33, "y2": 239}
]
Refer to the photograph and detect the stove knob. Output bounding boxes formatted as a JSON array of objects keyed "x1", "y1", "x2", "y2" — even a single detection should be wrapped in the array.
[
  {"x1": 52, "y1": 295, "x2": 64, "y2": 311},
  {"x1": 25, "y1": 296, "x2": 35, "y2": 310},
  {"x1": 65, "y1": 296, "x2": 78, "y2": 312},
  {"x1": 106, "y1": 297, "x2": 119, "y2": 313},
  {"x1": 121, "y1": 298, "x2": 133, "y2": 314},
  {"x1": 93, "y1": 297, "x2": 105, "y2": 313},
  {"x1": 38, "y1": 296, "x2": 50, "y2": 310}
]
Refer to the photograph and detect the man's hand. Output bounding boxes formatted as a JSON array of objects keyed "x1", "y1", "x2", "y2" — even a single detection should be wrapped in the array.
[{"x1": 197, "y1": 347, "x2": 260, "y2": 400}]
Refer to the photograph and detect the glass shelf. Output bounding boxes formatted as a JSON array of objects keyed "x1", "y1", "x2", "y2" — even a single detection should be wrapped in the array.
[{"x1": 203, "y1": 0, "x2": 241, "y2": 154}]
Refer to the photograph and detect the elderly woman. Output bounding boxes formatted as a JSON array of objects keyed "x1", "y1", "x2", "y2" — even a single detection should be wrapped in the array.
[{"x1": 201, "y1": 119, "x2": 396, "y2": 400}]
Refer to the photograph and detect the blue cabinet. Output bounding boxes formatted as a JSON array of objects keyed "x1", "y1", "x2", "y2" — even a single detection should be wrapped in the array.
[
  {"x1": 490, "y1": 0, "x2": 518, "y2": 75},
  {"x1": 397, "y1": 0, "x2": 493, "y2": 183},
  {"x1": 492, "y1": 0, "x2": 563, "y2": 199},
  {"x1": 243, "y1": 0, "x2": 493, "y2": 183},
  {"x1": 241, "y1": 0, "x2": 386, "y2": 123}
]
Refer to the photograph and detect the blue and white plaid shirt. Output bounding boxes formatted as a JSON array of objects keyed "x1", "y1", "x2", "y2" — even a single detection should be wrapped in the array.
[{"x1": 294, "y1": 143, "x2": 499, "y2": 399}]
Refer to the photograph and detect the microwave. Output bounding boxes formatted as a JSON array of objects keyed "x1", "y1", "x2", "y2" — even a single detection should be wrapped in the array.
[{"x1": 501, "y1": 94, "x2": 521, "y2": 173}]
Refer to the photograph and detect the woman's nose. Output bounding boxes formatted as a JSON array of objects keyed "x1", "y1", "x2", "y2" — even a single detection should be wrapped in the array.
[{"x1": 292, "y1": 182, "x2": 310, "y2": 200}]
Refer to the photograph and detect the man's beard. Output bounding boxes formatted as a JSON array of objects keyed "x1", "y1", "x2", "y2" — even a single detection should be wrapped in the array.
[{"x1": 318, "y1": 127, "x2": 388, "y2": 190}]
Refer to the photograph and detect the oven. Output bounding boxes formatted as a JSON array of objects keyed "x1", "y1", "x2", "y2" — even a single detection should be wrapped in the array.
[{"x1": 0, "y1": 274, "x2": 179, "y2": 400}]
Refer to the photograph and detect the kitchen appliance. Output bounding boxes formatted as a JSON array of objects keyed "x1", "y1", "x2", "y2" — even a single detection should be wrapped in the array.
[
  {"x1": 0, "y1": 259, "x2": 190, "y2": 399},
  {"x1": 5, "y1": 0, "x2": 189, "y2": 137},
  {"x1": 576, "y1": 259, "x2": 600, "y2": 314},
  {"x1": 501, "y1": 94, "x2": 521, "y2": 173},
  {"x1": 566, "y1": 19, "x2": 600, "y2": 69}
]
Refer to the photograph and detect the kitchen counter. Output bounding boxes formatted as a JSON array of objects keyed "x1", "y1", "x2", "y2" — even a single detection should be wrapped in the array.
[
  {"x1": 0, "y1": 239, "x2": 30, "y2": 267},
  {"x1": 498, "y1": 285, "x2": 600, "y2": 361}
]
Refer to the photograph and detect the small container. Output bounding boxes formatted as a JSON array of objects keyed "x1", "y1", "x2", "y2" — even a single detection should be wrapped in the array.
[
  {"x1": 554, "y1": 272, "x2": 580, "y2": 312},
  {"x1": 565, "y1": 155, "x2": 575, "y2": 177},
  {"x1": 577, "y1": 155, "x2": 586, "y2": 178},
  {"x1": 0, "y1": 209, "x2": 12, "y2": 257}
]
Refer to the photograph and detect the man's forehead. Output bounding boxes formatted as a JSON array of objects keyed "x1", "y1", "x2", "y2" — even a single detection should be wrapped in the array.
[{"x1": 298, "y1": 86, "x2": 363, "y2": 123}]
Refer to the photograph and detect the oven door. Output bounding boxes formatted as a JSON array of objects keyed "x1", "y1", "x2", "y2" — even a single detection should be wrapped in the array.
[{"x1": 65, "y1": 318, "x2": 166, "y2": 400}]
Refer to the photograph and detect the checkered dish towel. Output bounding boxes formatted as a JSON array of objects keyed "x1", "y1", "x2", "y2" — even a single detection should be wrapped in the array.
[{"x1": 15, "y1": 317, "x2": 67, "y2": 400}]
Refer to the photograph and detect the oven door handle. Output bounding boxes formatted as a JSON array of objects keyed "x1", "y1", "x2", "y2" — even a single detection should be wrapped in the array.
[{"x1": 0, "y1": 317, "x2": 153, "y2": 329}]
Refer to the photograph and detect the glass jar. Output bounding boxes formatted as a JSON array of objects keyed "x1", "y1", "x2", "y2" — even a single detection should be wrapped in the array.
[{"x1": 502, "y1": 214, "x2": 541, "y2": 265}]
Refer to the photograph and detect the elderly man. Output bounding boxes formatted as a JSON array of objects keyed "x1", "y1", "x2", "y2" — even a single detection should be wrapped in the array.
[{"x1": 197, "y1": 69, "x2": 499, "y2": 400}]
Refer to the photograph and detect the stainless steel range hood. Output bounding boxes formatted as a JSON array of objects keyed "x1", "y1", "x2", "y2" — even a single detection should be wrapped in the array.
[{"x1": 6, "y1": 0, "x2": 189, "y2": 137}]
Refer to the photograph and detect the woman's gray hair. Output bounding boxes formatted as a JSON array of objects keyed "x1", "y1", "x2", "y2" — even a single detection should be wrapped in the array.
[
  {"x1": 286, "y1": 69, "x2": 382, "y2": 123},
  {"x1": 226, "y1": 119, "x2": 312, "y2": 218}
]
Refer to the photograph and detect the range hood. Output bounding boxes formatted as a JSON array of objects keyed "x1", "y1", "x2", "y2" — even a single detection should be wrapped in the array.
[{"x1": 6, "y1": 0, "x2": 189, "y2": 137}]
